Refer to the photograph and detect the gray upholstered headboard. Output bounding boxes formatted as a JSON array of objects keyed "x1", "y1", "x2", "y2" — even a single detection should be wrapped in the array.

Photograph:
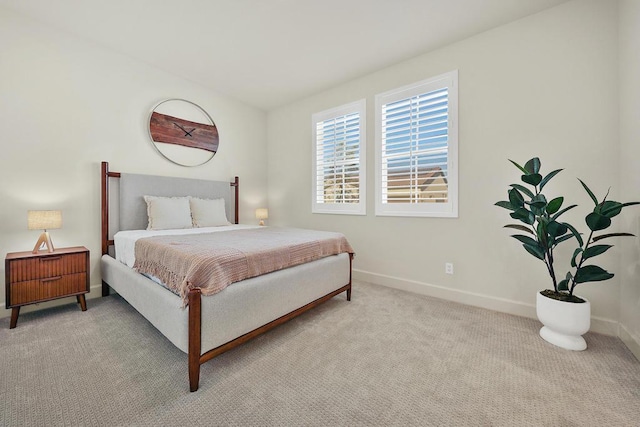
[
  {"x1": 119, "y1": 173, "x2": 234, "y2": 231},
  {"x1": 101, "y1": 161, "x2": 238, "y2": 255}
]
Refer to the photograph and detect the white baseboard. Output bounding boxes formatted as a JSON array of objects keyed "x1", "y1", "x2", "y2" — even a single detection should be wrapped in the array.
[
  {"x1": 0, "y1": 283, "x2": 104, "y2": 319},
  {"x1": 618, "y1": 324, "x2": 640, "y2": 362},
  {"x1": 4, "y1": 275, "x2": 631, "y2": 351},
  {"x1": 353, "y1": 269, "x2": 619, "y2": 336}
]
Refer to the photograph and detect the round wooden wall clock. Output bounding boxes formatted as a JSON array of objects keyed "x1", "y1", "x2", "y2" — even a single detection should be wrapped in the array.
[{"x1": 148, "y1": 98, "x2": 219, "y2": 167}]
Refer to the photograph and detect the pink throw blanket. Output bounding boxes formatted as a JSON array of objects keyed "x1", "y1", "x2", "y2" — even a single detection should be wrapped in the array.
[{"x1": 133, "y1": 227, "x2": 354, "y2": 306}]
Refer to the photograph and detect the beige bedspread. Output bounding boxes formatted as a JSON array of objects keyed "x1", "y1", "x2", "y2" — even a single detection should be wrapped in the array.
[{"x1": 133, "y1": 227, "x2": 354, "y2": 305}]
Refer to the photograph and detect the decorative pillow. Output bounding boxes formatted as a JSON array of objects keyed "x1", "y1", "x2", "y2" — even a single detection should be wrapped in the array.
[
  {"x1": 143, "y1": 196, "x2": 193, "y2": 230},
  {"x1": 189, "y1": 197, "x2": 230, "y2": 227}
]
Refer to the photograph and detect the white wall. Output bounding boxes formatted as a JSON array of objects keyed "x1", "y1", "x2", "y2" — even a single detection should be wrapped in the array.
[
  {"x1": 618, "y1": 0, "x2": 640, "y2": 358},
  {"x1": 268, "y1": 0, "x2": 623, "y2": 334},
  {"x1": 0, "y1": 8, "x2": 268, "y2": 311}
]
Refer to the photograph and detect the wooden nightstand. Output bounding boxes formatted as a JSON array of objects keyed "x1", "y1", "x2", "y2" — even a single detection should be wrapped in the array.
[{"x1": 5, "y1": 246, "x2": 89, "y2": 328}]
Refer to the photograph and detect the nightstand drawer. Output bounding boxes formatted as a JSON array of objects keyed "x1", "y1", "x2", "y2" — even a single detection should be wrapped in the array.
[
  {"x1": 7, "y1": 253, "x2": 87, "y2": 282},
  {"x1": 9, "y1": 273, "x2": 88, "y2": 306}
]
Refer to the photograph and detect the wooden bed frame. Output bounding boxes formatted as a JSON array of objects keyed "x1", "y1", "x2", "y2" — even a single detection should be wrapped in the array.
[{"x1": 100, "y1": 162, "x2": 352, "y2": 391}]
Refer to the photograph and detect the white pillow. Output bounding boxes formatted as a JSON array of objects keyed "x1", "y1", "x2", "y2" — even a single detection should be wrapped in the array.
[
  {"x1": 144, "y1": 196, "x2": 193, "y2": 230},
  {"x1": 189, "y1": 197, "x2": 230, "y2": 227}
]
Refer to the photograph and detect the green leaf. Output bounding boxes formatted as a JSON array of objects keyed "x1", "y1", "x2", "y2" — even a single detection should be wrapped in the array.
[
  {"x1": 503, "y1": 224, "x2": 534, "y2": 235},
  {"x1": 524, "y1": 157, "x2": 541, "y2": 174},
  {"x1": 592, "y1": 232, "x2": 635, "y2": 242},
  {"x1": 558, "y1": 272, "x2": 573, "y2": 291},
  {"x1": 508, "y1": 188, "x2": 525, "y2": 208},
  {"x1": 527, "y1": 202, "x2": 547, "y2": 211},
  {"x1": 509, "y1": 159, "x2": 528, "y2": 174},
  {"x1": 536, "y1": 222, "x2": 547, "y2": 244},
  {"x1": 526, "y1": 194, "x2": 547, "y2": 209},
  {"x1": 523, "y1": 244, "x2": 545, "y2": 260},
  {"x1": 509, "y1": 184, "x2": 535, "y2": 198},
  {"x1": 583, "y1": 244, "x2": 613, "y2": 260},
  {"x1": 551, "y1": 204, "x2": 577, "y2": 221},
  {"x1": 579, "y1": 179, "x2": 598, "y2": 206},
  {"x1": 601, "y1": 201, "x2": 640, "y2": 218},
  {"x1": 586, "y1": 212, "x2": 611, "y2": 231},
  {"x1": 511, "y1": 234, "x2": 540, "y2": 247},
  {"x1": 564, "y1": 222, "x2": 584, "y2": 247},
  {"x1": 599, "y1": 201, "x2": 622, "y2": 218},
  {"x1": 547, "y1": 221, "x2": 568, "y2": 238},
  {"x1": 510, "y1": 208, "x2": 535, "y2": 225},
  {"x1": 571, "y1": 248, "x2": 582, "y2": 268},
  {"x1": 539, "y1": 169, "x2": 563, "y2": 190},
  {"x1": 557, "y1": 279, "x2": 569, "y2": 291},
  {"x1": 554, "y1": 234, "x2": 574, "y2": 245},
  {"x1": 511, "y1": 235, "x2": 545, "y2": 260},
  {"x1": 530, "y1": 204, "x2": 546, "y2": 216},
  {"x1": 522, "y1": 173, "x2": 542, "y2": 186},
  {"x1": 546, "y1": 197, "x2": 563, "y2": 215},
  {"x1": 574, "y1": 265, "x2": 614, "y2": 284},
  {"x1": 495, "y1": 201, "x2": 515, "y2": 211}
]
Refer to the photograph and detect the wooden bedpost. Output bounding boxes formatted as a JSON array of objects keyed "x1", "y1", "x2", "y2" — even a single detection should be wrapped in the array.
[
  {"x1": 101, "y1": 161, "x2": 121, "y2": 297},
  {"x1": 347, "y1": 253, "x2": 353, "y2": 301},
  {"x1": 188, "y1": 288, "x2": 203, "y2": 392},
  {"x1": 101, "y1": 161, "x2": 110, "y2": 257},
  {"x1": 231, "y1": 176, "x2": 239, "y2": 224},
  {"x1": 101, "y1": 162, "x2": 110, "y2": 297}
]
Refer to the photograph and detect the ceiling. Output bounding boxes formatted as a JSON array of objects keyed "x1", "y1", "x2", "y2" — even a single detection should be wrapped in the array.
[{"x1": 1, "y1": 0, "x2": 569, "y2": 111}]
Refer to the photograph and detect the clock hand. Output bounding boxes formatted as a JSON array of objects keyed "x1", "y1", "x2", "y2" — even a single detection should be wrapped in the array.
[
  {"x1": 173, "y1": 122, "x2": 193, "y2": 137},
  {"x1": 173, "y1": 122, "x2": 187, "y2": 132}
]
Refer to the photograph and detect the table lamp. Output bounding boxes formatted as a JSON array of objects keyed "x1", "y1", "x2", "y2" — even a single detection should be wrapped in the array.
[
  {"x1": 28, "y1": 210, "x2": 62, "y2": 253},
  {"x1": 255, "y1": 208, "x2": 268, "y2": 226}
]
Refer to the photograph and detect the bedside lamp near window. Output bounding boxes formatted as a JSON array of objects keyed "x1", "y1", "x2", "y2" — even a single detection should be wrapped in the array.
[
  {"x1": 255, "y1": 208, "x2": 268, "y2": 226},
  {"x1": 28, "y1": 210, "x2": 62, "y2": 254}
]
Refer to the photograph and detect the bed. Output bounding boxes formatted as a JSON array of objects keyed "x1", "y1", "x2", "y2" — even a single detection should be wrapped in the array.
[{"x1": 99, "y1": 162, "x2": 353, "y2": 391}]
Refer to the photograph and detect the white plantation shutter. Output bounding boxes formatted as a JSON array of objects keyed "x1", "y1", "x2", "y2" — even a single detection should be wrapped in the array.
[
  {"x1": 375, "y1": 71, "x2": 458, "y2": 217},
  {"x1": 312, "y1": 99, "x2": 366, "y2": 215}
]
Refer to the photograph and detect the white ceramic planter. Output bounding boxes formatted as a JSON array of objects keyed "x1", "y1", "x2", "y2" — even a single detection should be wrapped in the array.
[{"x1": 536, "y1": 291, "x2": 591, "y2": 351}]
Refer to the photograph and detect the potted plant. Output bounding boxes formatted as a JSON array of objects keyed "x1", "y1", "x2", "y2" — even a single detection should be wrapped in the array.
[{"x1": 495, "y1": 157, "x2": 638, "y2": 350}]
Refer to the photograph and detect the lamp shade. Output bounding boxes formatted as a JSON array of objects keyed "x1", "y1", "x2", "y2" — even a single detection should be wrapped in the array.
[
  {"x1": 255, "y1": 208, "x2": 269, "y2": 220},
  {"x1": 28, "y1": 210, "x2": 62, "y2": 230},
  {"x1": 255, "y1": 208, "x2": 268, "y2": 226}
]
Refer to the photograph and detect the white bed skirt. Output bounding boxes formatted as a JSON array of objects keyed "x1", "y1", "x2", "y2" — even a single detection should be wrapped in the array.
[{"x1": 101, "y1": 253, "x2": 351, "y2": 354}]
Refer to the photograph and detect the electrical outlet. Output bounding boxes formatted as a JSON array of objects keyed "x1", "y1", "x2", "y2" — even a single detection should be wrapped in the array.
[{"x1": 445, "y1": 262, "x2": 454, "y2": 275}]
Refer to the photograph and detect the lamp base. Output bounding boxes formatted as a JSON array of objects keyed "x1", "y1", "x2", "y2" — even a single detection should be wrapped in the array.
[{"x1": 32, "y1": 231, "x2": 55, "y2": 254}]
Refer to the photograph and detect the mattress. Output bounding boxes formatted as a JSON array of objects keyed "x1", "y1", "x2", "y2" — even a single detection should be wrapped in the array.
[{"x1": 114, "y1": 224, "x2": 259, "y2": 268}]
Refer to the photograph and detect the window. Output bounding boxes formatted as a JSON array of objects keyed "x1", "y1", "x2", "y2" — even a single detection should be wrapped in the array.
[
  {"x1": 312, "y1": 99, "x2": 366, "y2": 215},
  {"x1": 375, "y1": 70, "x2": 458, "y2": 217}
]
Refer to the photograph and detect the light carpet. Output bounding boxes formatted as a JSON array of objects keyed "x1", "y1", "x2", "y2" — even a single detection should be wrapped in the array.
[{"x1": 1, "y1": 281, "x2": 638, "y2": 426}]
